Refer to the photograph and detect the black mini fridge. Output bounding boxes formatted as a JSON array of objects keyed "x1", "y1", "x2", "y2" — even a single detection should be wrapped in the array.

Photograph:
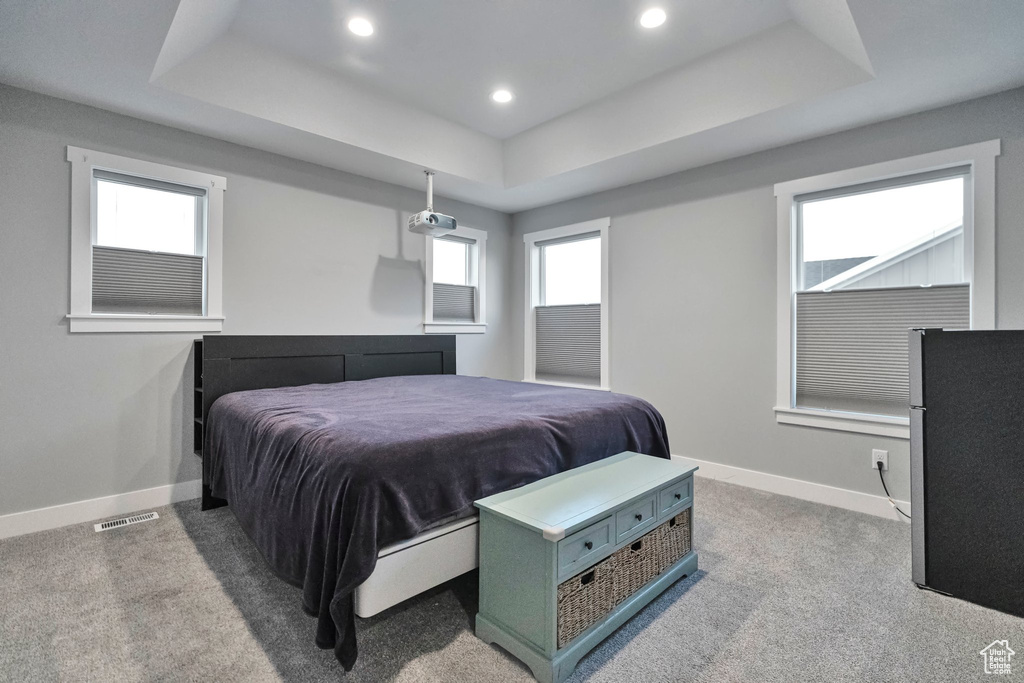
[{"x1": 909, "y1": 328, "x2": 1024, "y2": 617}]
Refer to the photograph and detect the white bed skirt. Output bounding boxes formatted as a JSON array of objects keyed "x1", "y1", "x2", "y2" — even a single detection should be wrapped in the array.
[{"x1": 353, "y1": 515, "x2": 480, "y2": 618}]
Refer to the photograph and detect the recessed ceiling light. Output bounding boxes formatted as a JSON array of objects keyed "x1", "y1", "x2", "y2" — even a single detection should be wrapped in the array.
[
  {"x1": 639, "y1": 8, "x2": 667, "y2": 29},
  {"x1": 348, "y1": 17, "x2": 374, "y2": 37},
  {"x1": 491, "y1": 89, "x2": 513, "y2": 104}
]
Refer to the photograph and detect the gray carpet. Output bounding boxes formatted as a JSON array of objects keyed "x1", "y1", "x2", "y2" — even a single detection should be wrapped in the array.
[{"x1": 1, "y1": 479, "x2": 1020, "y2": 682}]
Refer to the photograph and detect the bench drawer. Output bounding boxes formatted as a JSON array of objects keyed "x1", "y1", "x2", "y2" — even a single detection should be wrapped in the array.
[
  {"x1": 615, "y1": 493, "x2": 656, "y2": 541},
  {"x1": 659, "y1": 476, "x2": 693, "y2": 518},
  {"x1": 557, "y1": 516, "x2": 613, "y2": 574}
]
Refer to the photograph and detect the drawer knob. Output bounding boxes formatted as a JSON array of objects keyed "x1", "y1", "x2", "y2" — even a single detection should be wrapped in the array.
[
  {"x1": 674, "y1": 493, "x2": 681, "y2": 500},
  {"x1": 635, "y1": 513, "x2": 643, "y2": 522},
  {"x1": 584, "y1": 541, "x2": 593, "y2": 550}
]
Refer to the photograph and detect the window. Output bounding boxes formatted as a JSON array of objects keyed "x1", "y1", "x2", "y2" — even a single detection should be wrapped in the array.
[
  {"x1": 775, "y1": 141, "x2": 999, "y2": 437},
  {"x1": 541, "y1": 235, "x2": 601, "y2": 306},
  {"x1": 67, "y1": 146, "x2": 225, "y2": 332},
  {"x1": 432, "y1": 237, "x2": 470, "y2": 286},
  {"x1": 524, "y1": 218, "x2": 610, "y2": 389},
  {"x1": 423, "y1": 225, "x2": 487, "y2": 334},
  {"x1": 92, "y1": 172, "x2": 206, "y2": 316}
]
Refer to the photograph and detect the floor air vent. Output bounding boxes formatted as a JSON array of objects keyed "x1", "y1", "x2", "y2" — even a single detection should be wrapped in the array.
[{"x1": 94, "y1": 511, "x2": 159, "y2": 532}]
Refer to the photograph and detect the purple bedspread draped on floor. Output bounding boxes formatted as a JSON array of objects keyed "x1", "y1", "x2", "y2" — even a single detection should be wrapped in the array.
[{"x1": 205, "y1": 374, "x2": 670, "y2": 669}]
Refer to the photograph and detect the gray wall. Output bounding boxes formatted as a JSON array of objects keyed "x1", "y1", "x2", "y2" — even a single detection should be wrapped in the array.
[
  {"x1": 512, "y1": 86, "x2": 1024, "y2": 502},
  {"x1": 0, "y1": 85, "x2": 514, "y2": 517},
  {"x1": 4, "y1": 80, "x2": 1023, "y2": 520}
]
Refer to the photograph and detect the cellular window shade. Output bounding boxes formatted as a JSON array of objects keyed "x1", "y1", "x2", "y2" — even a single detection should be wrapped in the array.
[
  {"x1": 92, "y1": 245, "x2": 204, "y2": 315},
  {"x1": 432, "y1": 282, "x2": 476, "y2": 321},
  {"x1": 535, "y1": 304, "x2": 601, "y2": 384},
  {"x1": 795, "y1": 284, "x2": 969, "y2": 416}
]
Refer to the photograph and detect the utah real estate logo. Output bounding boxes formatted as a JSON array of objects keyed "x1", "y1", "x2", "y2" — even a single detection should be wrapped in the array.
[{"x1": 980, "y1": 640, "x2": 1015, "y2": 675}]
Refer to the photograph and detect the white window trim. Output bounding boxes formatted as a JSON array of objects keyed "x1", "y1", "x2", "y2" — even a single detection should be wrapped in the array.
[
  {"x1": 66, "y1": 146, "x2": 226, "y2": 333},
  {"x1": 774, "y1": 140, "x2": 1000, "y2": 438},
  {"x1": 423, "y1": 224, "x2": 487, "y2": 334},
  {"x1": 523, "y1": 218, "x2": 611, "y2": 390}
]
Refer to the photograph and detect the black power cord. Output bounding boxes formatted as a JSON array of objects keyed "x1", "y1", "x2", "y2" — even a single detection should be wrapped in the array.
[{"x1": 876, "y1": 462, "x2": 911, "y2": 519}]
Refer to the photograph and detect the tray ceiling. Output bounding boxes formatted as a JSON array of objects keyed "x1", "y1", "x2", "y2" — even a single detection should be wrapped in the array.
[{"x1": 1, "y1": 0, "x2": 1023, "y2": 211}]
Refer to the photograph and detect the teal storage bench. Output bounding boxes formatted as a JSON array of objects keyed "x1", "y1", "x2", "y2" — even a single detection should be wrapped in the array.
[{"x1": 475, "y1": 452, "x2": 699, "y2": 683}]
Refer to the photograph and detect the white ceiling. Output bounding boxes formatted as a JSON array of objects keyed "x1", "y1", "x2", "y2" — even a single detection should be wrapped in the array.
[
  {"x1": 1, "y1": 0, "x2": 1023, "y2": 212},
  {"x1": 230, "y1": 0, "x2": 794, "y2": 139}
]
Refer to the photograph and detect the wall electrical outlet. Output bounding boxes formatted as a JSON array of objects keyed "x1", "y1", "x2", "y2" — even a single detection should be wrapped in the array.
[{"x1": 872, "y1": 449, "x2": 889, "y2": 471}]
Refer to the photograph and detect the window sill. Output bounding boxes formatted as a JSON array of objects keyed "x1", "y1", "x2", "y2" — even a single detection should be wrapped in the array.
[
  {"x1": 423, "y1": 322, "x2": 486, "y2": 335},
  {"x1": 67, "y1": 314, "x2": 224, "y2": 333},
  {"x1": 774, "y1": 406, "x2": 909, "y2": 439},
  {"x1": 524, "y1": 378, "x2": 611, "y2": 392}
]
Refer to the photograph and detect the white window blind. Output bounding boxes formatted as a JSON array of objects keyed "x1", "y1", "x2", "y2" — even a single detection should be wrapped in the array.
[
  {"x1": 432, "y1": 283, "x2": 476, "y2": 321},
  {"x1": 94, "y1": 168, "x2": 207, "y2": 196},
  {"x1": 795, "y1": 284, "x2": 970, "y2": 416},
  {"x1": 535, "y1": 303, "x2": 601, "y2": 384},
  {"x1": 92, "y1": 245, "x2": 204, "y2": 316}
]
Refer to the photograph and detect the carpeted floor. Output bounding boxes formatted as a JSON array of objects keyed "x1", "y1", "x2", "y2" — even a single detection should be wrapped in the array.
[{"x1": 1, "y1": 478, "x2": 1020, "y2": 682}]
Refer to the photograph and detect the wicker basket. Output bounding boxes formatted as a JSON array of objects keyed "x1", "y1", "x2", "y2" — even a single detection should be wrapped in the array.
[
  {"x1": 657, "y1": 508, "x2": 692, "y2": 573},
  {"x1": 556, "y1": 555, "x2": 615, "y2": 648},
  {"x1": 610, "y1": 529, "x2": 663, "y2": 606},
  {"x1": 556, "y1": 508, "x2": 694, "y2": 648}
]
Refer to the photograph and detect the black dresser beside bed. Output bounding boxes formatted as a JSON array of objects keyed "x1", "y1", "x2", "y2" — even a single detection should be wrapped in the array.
[{"x1": 191, "y1": 335, "x2": 671, "y2": 669}]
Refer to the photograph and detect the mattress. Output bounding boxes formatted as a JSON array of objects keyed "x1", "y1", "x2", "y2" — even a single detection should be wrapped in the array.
[{"x1": 205, "y1": 374, "x2": 670, "y2": 669}]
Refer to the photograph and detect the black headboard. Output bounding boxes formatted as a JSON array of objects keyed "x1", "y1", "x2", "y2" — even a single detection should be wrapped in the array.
[{"x1": 194, "y1": 335, "x2": 456, "y2": 509}]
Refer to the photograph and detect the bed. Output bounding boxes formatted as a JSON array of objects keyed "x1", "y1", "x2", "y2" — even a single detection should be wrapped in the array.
[{"x1": 198, "y1": 335, "x2": 670, "y2": 669}]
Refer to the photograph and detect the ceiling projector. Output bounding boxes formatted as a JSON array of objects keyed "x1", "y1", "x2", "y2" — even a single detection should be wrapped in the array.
[{"x1": 408, "y1": 171, "x2": 457, "y2": 236}]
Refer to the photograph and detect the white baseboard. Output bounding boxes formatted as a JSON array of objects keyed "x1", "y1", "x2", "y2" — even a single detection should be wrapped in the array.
[
  {"x1": 0, "y1": 479, "x2": 202, "y2": 540},
  {"x1": 675, "y1": 455, "x2": 912, "y2": 522},
  {"x1": 0, "y1": 458, "x2": 910, "y2": 541}
]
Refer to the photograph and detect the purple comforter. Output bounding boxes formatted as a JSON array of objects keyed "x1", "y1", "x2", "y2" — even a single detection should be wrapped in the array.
[{"x1": 205, "y1": 374, "x2": 670, "y2": 668}]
